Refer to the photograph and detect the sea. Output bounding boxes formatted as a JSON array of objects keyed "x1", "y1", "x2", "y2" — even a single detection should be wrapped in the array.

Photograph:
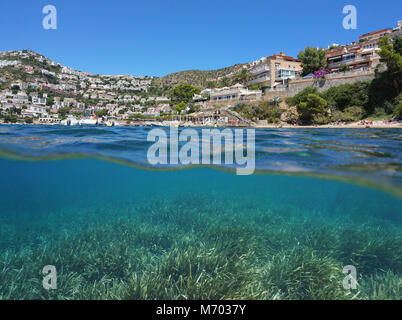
[{"x1": 0, "y1": 124, "x2": 400, "y2": 300}]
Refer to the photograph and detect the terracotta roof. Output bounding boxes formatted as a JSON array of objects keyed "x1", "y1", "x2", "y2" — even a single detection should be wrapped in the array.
[
  {"x1": 268, "y1": 54, "x2": 301, "y2": 62},
  {"x1": 359, "y1": 29, "x2": 392, "y2": 39}
]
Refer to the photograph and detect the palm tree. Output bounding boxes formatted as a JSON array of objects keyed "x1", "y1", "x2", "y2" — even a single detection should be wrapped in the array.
[
  {"x1": 272, "y1": 96, "x2": 281, "y2": 107},
  {"x1": 233, "y1": 68, "x2": 253, "y2": 87}
]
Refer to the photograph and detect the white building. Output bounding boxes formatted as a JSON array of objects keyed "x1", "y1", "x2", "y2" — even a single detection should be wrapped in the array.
[
  {"x1": 32, "y1": 97, "x2": 47, "y2": 105},
  {"x1": 209, "y1": 84, "x2": 262, "y2": 104},
  {"x1": 0, "y1": 60, "x2": 19, "y2": 68}
]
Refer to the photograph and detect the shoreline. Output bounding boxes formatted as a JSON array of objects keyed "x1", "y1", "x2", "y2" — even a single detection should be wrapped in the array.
[
  {"x1": 1, "y1": 120, "x2": 401, "y2": 129},
  {"x1": 253, "y1": 123, "x2": 402, "y2": 129}
]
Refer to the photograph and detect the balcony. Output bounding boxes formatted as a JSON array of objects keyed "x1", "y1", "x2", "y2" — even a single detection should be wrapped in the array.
[
  {"x1": 276, "y1": 73, "x2": 297, "y2": 80},
  {"x1": 328, "y1": 61, "x2": 342, "y2": 67},
  {"x1": 329, "y1": 56, "x2": 373, "y2": 68},
  {"x1": 249, "y1": 64, "x2": 270, "y2": 74},
  {"x1": 210, "y1": 89, "x2": 240, "y2": 97},
  {"x1": 353, "y1": 56, "x2": 373, "y2": 63},
  {"x1": 325, "y1": 68, "x2": 371, "y2": 78},
  {"x1": 246, "y1": 75, "x2": 270, "y2": 86}
]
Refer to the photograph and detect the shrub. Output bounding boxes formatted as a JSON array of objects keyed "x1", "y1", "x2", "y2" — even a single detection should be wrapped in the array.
[
  {"x1": 232, "y1": 101, "x2": 282, "y2": 122},
  {"x1": 393, "y1": 102, "x2": 402, "y2": 119},
  {"x1": 329, "y1": 109, "x2": 344, "y2": 122},
  {"x1": 3, "y1": 114, "x2": 18, "y2": 123},
  {"x1": 175, "y1": 102, "x2": 187, "y2": 114},
  {"x1": 297, "y1": 93, "x2": 328, "y2": 124},
  {"x1": 383, "y1": 100, "x2": 395, "y2": 114},
  {"x1": 323, "y1": 82, "x2": 370, "y2": 112},
  {"x1": 286, "y1": 87, "x2": 319, "y2": 107},
  {"x1": 374, "y1": 107, "x2": 387, "y2": 118},
  {"x1": 342, "y1": 106, "x2": 364, "y2": 122},
  {"x1": 312, "y1": 114, "x2": 330, "y2": 125}
]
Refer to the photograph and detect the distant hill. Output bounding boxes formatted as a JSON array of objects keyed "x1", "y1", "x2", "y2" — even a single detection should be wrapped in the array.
[
  {"x1": 151, "y1": 63, "x2": 247, "y2": 91},
  {"x1": 0, "y1": 50, "x2": 153, "y2": 95},
  {"x1": 0, "y1": 50, "x2": 248, "y2": 96}
]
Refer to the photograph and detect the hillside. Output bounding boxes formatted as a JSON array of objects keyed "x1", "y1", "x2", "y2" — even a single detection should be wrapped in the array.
[
  {"x1": 1, "y1": 50, "x2": 246, "y2": 96},
  {"x1": 0, "y1": 50, "x2": 153, "y2": 96},
  {"x1": 151, "y1": 63, "x2": 247, "y2": 92}
]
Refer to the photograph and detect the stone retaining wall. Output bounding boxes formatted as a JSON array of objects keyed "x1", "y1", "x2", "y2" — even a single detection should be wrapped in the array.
[{"x1": 287, "y1": 73, "x2": 375, "y2": 96}]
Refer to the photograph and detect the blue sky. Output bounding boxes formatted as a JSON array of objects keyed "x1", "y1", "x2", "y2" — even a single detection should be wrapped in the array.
[{"x1": 0, "y1": 0, "x2": 400, "y2": 77}]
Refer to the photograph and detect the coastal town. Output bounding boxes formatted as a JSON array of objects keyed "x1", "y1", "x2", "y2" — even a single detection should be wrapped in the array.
[{"x1": 1, "y1": 20, "x2": 401, "y2": 128}]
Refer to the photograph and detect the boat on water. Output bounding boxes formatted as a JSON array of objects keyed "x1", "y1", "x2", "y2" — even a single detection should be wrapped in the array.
[
  {"x1": 79, "y1": 118, "x2": 98, "y2": 126},
  {"x1": 163, "y1": 120, "x2": 181, "y2": 127},
  {"x1": 105, "y1": 120, "x2": 120, "y2": 127},
  {"x1": 60, "y1": 116, "x2": 80, "y2": 126},
  {"x1": 78, "y1": 111, "x2": 99, "y2": 126},
  {"x1": 60, "y1": 114, "x2": 120, "y2": 127},
  {"x1": 60, "y1": 116, "x2": 98, "y2": 126}
]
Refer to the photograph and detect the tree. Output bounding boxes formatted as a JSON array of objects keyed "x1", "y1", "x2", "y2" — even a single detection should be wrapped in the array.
[
  {"x1": 298, "y1": 47, "x2": 328, "y2": 76},
  {"x1": 175, "y1": 102, "x2": 187, "y2": 114},
  {"x1": 57, "y1": 106, "x2": 71, "y2": 118},
  {"x1": 323, "y1": 82, "x2": 369, "y2": 111},
  {"x1": 46, "y1": 96, "x2": 54, "y2": 106},
  {"x1": 271, "y1": 96, "x2": 281, "y2": 107},
  {"x1": 95, "y1": 109, "x2": 109, "y2": 117},
  {"x1": 297, "y1": 93, "x2": 328, "y2": 124},
  {"x1": 170, "y1": 84, "x2": 200, "y2": 104},
  {"x1": 206, "y1": 81, "x2": 217, "y2": 88},
  {"x1": 394, "y1": 102, "x2": 402, "y2": 119},
  {"x1": 3, "y1": 114, "x2": 18, "y2": 123},
  {"x1": 286, "y1": 87, "x2": 319, "y2": 107},
  {"x1": 219, "y1": 77, "x2": 231, "y2": 87},
  {"x1": 367, "y1": 36, "x2": 402, "y2": 113},
  {"x1": 232, "y1": 68, "x2": 252, "y2": 87},
  {"x1": 377, "y1": 36, "x2": 402, "y2": 94},
  {"x1": 393, "y1": 36, "x2": 402, "y2": 55},
  {"x1": 11, "y1": 85, "x2": 20, "y2": 95}
]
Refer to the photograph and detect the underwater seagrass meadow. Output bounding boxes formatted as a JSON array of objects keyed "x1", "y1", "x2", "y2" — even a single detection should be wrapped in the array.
[{"x1": 0, "y1": 125, "x2": 401, "y2": 300}]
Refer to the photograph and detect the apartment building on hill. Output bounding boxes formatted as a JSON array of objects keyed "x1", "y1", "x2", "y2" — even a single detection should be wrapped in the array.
[
  {"x1": 246, "y1": 52, "x2": 302, "y2": 89},
  {"x1": 326, "y1": 25, "x2": 401, "y2": 74},
  {"x1": 208, "y1": 84, "x2": 262, "y2": 105},
  {"x1": 359, "y1": 28, "x2": 392, "y2": 43}
]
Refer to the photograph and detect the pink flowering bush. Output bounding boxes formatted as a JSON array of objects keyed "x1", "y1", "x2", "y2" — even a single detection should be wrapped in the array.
[{"x1": 313, "y1": 67, "x2": 330, "y2": 79}]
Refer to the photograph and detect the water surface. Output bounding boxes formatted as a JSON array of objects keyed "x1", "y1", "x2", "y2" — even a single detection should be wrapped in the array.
[{"x1": 0, "y1": 125, "x2": 400, "y2": 300}]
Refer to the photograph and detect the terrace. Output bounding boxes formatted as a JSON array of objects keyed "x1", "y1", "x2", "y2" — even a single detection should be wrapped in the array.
[
  {"x1": 247, "y1": 74, "x2": 270, "y2": 86},
  {"x1": 249, "y1": 64, "x2": 270, "y2": 74}
]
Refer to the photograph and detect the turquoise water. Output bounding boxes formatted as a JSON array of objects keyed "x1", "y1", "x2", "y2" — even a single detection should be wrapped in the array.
[{"x1": 0, "y1": 125, "x2": 401, "y2": 300}]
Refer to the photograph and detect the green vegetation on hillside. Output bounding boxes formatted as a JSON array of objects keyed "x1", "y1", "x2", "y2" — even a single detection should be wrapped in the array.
[
  {"x1": 151, "y1": 64, "x2": 246, "y2": 94},
  {"x1": 367, "y1": 36, "x2": 402, "y2": 115},
  {"x1": 165, "y1": 83, "x2": 201, "y2": 114},
  {"x1": 170, "y1": 83, "x2": 201, "y2": 103},
  {"x1": 233, "y1": 99, "x2": 283, "y2": 123},
  {"x1": 285, "y1": 36, "x2": 402, "y2": 124},
  {"x1": 298, "y1": 47, "x2": 328, "y2": 76}
]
